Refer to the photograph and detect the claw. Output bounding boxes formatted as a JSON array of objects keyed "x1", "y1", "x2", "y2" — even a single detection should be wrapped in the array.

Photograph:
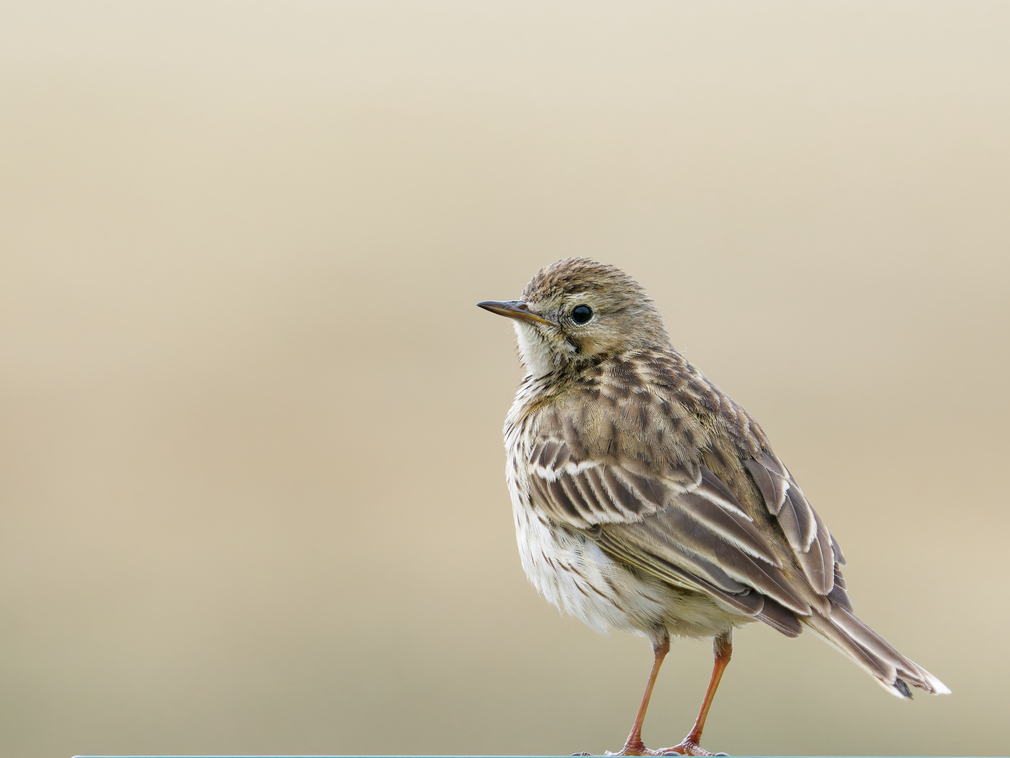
[{"x1": 654, "y1": 740, "x2": 722, "y2": 756}]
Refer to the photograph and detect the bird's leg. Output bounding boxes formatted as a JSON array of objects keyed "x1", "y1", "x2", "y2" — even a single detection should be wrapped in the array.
[
  {"x1": 606, "y1": 631, "x2": 670, "y2": 756},
  {"x1": 656, "y1": 630, "x2": 733, "y2": 757}
]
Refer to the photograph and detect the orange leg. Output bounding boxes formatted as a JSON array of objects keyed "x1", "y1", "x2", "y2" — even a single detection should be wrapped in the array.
[
  {"x1": 606, "y1": 632, "x2": 671, "y2": 756},
  {"x1": 656, "y1": 630, "x2": 733, "y2": 756}
]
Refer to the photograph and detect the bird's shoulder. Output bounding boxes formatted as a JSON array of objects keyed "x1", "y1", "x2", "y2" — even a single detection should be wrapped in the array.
[{"x1": 526, "y1": 346, "x2": 768, "y2": 466}]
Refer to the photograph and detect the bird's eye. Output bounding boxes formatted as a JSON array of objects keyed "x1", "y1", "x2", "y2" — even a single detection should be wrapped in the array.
[{"x1": 571, "y1": 305, "x2": 593, "y2": 324}]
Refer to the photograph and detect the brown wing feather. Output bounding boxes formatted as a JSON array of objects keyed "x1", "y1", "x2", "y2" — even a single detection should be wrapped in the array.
[
  {"x1": 527, "y1": 388, "x2": 847, "y2": 637},
  {"x1": 601, "y1": 511, "x2": 812, "y2": 616},
  {"x1": 744, "y1": 453, "x2": 839, "y2": 596},
  {"x1": 527, "y1": 435, "x2": 814, "y2": 622}
]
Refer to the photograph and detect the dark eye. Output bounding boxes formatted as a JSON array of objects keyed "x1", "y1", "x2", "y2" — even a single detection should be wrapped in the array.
[{"x1": 571, "y1": 305, "x2": 593, "y2": 324}]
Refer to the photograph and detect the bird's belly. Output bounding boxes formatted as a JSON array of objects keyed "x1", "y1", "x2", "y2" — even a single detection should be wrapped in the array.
[
  {"x1": 512, "y1": 501, "x2": 743, "y2": 640},
  {"x1": 512, "y1": 501, "x2": 643, "y2": 635}
]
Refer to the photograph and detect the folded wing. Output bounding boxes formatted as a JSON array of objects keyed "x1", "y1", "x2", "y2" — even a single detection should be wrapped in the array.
[{"x1": 527, "y1": 434, "x2": 815, "y2": 636}]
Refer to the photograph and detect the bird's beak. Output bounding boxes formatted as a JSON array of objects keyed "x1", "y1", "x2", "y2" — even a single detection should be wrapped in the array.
[{"x1": 477, "y1": 300, "x2": 553, "y2": 326}]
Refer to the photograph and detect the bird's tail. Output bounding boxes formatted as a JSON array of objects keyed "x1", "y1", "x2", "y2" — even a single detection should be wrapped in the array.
[{"x1": 803, "y1": 605, "x2": 950, "y2": 699}]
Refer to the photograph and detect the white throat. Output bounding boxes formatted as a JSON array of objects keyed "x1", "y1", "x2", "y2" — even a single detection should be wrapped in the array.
[{"x1": 514, "y1": 322, "x2": 560, "y2": 378}]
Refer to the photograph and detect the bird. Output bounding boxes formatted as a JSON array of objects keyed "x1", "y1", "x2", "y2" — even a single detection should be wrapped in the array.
[{"x1": 477, "y1": 257, "x2": 949, "y2": 756}]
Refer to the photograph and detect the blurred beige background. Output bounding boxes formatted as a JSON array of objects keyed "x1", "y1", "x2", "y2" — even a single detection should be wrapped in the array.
[{"x1": 1, "y1": 2, "x2": 1008, "y2": 756}]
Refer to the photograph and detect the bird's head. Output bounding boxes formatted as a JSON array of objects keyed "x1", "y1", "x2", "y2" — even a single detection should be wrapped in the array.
[{"x1": 478, "y1": 258, "x2": 670, "y2": 377}]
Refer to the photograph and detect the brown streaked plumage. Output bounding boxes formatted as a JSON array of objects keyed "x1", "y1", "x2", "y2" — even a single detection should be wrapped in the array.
[{"x1": 478, "y1": 258, "x2": 948, "y2": 756}]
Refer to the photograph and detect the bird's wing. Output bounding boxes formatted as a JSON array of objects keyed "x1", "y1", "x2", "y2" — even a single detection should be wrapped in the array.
[
  {"x1": 743, "y1": 451, "x2": 850, "y2": 607},
  {"x1": 528, "y1": 432, "x2": 815, "y2": 635}
]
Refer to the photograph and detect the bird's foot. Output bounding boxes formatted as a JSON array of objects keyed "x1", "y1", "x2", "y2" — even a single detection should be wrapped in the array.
[
  {"x1": 603, "y1": 739, "x2": 677, "y2": 756},
  {"x1": 604, "y1": 737, "x2": 650, "y2": 755},
  {"x1": 601, "y1": 736, "x2": 728, "y2": 756},
  {"x1": 652, "y1": 739, "x2": 726, "y2": 756}
]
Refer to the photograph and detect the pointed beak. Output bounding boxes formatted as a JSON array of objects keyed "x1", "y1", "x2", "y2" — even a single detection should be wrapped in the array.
[{"x1": 477, "y1": 300, "x2": 553, "y2": 326}]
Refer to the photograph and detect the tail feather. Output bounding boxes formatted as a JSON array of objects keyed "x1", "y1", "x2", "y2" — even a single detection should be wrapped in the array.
[{"x1": 804, "y1": 606, "x2": 950, "y2": 699}]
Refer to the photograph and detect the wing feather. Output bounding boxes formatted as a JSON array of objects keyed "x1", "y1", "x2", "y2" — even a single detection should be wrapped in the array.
[
  {"x1": 527, "y1": 414, "x2": 846, "y2": 632},
  {"x1": 744, "y1": 453, "x2": 839, "y2": 595},
  {"x1": 527, "y1": 436, "x2": 812, "y2": 618}
]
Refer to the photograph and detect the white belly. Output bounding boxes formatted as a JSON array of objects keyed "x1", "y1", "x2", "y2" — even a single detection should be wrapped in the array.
[{"x1": 513, "y1": 499, "x2": 652, "y2": 636}]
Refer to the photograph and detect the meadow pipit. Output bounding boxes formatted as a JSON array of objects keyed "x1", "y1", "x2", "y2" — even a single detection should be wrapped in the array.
[{"x1": 478, "y1": 258, "x2": 948, "y2": 756}]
